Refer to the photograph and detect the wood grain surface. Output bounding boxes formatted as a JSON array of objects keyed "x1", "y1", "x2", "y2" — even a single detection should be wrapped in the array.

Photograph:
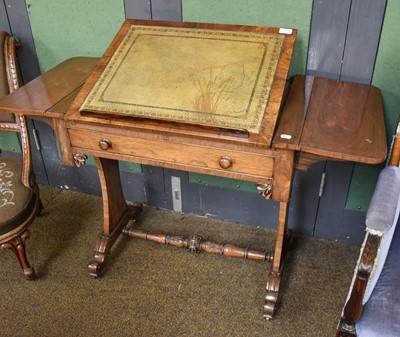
[
  {"x1": 273, "y1": 76, "x2": 387, "y2": 165},
  {"x1": 300, "y1": 77, "x2": 387, "y2": 163},
  {"x1": 0, "y1": 57, "x2": 98, "y2": 118}
]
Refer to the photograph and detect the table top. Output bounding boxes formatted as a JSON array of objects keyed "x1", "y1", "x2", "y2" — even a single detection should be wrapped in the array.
[
  {"x1": 273, "y1": 75, "x2": 387, "y2": 164},
  {"x1": 0, "y1": 57, "x2": 98, "y2": 119},
  {"x1": 79, "y1": 22, "x2": 288, "y2": 135}
]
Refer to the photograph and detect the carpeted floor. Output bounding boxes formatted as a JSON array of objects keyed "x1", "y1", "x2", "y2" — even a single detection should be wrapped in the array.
[{"x1": 0, "y1": 187, "x2": 359, "y2": 337}]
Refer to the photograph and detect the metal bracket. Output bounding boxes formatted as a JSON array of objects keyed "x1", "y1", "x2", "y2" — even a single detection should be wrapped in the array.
[
  {"x1": 32, "y1": 128, "x2": 41, "y2": 151},
  {"x1": 171, "y1": 176, "x2": 182, "y2": 212}
]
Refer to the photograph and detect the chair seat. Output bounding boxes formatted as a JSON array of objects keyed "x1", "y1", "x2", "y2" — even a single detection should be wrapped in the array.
[
  {"x1": 0, "y1": 156, "x2": 36, "y2": 239},
  {"x1": 356, "y1": 220, "x2": 400, "y2": 337}
]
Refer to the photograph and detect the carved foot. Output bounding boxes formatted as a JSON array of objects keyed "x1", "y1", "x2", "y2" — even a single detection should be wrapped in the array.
[
  {"x1": 88, "y1": 233, "x2": 113, "y2": 278},
  {"x1": 336, "y1": 319, "x2": 357, "y2": 337},
  {"x1": 262, "y1": 269, "x2": 282, "y2": 319},
  {"x1": 88, "y1": 203, "x2": 143, "y2": 278},
  {"x1": 262, "y1": 231, "x2": 292, "y2": 319},
  {"x1": 0, "y1": 230, "x2": 35, "y2": 280}
]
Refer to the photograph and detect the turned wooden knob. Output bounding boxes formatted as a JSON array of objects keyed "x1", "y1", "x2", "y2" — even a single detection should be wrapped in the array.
[
  {"x1": 219, "y1": 156, "x2": 232, "y2": 169},
  {"x1": 99, "y1": 138, "x2": 112, "y2": 150}
]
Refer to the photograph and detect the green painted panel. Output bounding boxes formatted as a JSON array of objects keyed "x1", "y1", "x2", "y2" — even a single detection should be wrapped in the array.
[
  {"x1": 189, "y1": 173, "x2": 258, "y2": 193},
  {"x1": 26, "y1": 0, "x2": 125, "y2": 72},
  {"x1": 371, "y1": 1, "x2": 400, "y2": 140},
  {"x1": 345, "y1": 164, "x2": 382, "y2": 212},
  {"x1": 119, "y1": 161, "x2": 142, "y2": 174},
  {"x1": 85, "y1": 156, "x2": 142, "y2": 174},
  {"x1": 347, "y1": 1, "x2": 400, "y2": 211},
  {"x1": 63, "y1": 155, "x2": 142, "y2": 174},
  {"x1": 0, "y1": 131, "x2": 21, "y2": 152},
  {"x1": 182, "y1": 0, "x2": 312, "y2": 77}
]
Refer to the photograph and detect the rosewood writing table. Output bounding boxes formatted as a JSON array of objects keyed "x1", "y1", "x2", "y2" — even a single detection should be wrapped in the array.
[{"x1": 0, "y1": 20, "x2": 387, "y2": 319}]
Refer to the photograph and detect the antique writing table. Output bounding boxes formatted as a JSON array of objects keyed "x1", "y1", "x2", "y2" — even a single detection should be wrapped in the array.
[{"x1": 0, "y1": 20, "x2": 387, "y2": 319}]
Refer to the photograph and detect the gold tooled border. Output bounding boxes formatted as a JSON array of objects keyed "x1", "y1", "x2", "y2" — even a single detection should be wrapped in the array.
[{"x1": 80, "y1": 25, "x2": 285, "y2": 133}]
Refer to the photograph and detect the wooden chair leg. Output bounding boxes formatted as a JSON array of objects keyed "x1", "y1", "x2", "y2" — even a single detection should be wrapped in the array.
[{"x1": 0, "y1": 229, "x2": 35, "y2": 280}]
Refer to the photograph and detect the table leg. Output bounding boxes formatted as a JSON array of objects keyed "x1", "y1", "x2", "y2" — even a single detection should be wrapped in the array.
[
  {"x1": 263, "y1": 201, "x2": 291, "y2": 319},
  {"x1": 88, "y1": 157, "x2": 143, "y2": 277},
  {"x1": 262, "y1": 149, "x2": 294, "y2": 319}
]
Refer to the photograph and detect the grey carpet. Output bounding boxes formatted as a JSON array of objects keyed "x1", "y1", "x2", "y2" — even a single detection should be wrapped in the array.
[{"x1": 0, "y1": 187, "x2": 359, "y2": 337}]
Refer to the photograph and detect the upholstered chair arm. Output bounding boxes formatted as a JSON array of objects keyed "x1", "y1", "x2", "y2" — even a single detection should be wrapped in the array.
[
  {"x1": 366, "y1": 166, "x2": 400, "y2": 233},
  {"x1": 337, "y1": 166, "x2": 400, "y2": 336}
]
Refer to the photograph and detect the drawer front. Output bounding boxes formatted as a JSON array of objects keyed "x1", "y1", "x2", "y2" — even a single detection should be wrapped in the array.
[{"x1": 68, "y1": 129, "x2": 275, "y2": 178}]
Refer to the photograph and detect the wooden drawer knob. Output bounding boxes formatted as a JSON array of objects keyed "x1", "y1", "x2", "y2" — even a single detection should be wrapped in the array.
[
  {"x1": 219, "y1": 156, "x2": 232, "y2": 169},
  {"x1": 99, "y1": 138, "x2": 112, "y2": 150}
]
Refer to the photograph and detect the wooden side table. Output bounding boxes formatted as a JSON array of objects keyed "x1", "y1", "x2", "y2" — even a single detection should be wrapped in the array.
[{"x1": 0, "y1": 20, "x2": 387, "y2": 320}]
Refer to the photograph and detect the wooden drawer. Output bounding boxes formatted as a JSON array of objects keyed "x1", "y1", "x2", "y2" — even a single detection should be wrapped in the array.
[{"x1": 68, "y1": 128, "x2": 275, "y2": 180}]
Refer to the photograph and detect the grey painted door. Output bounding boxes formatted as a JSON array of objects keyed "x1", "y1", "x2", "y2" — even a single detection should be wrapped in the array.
[{"x1": 308, "y1": 0, "x2": 387, "y2": 243}]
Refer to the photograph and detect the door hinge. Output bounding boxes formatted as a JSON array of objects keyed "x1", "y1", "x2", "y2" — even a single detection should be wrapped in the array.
[
  {"x1": 32, "y1": 128, "x2": 41, "y2": 151},
  {"x1": 171, "y1": 176, "x2": 182, "y2": 212},
  {"x1": 318, "y1": 172, "x2": 326, "y2": 197}
]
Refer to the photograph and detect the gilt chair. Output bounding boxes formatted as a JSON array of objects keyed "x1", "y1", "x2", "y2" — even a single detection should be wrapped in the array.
[
  {"x1": 336, "y1": 122, "x2": 400, "y2": 336},
  {"x1": 0, "y1": 30, "x2": 42, "y2": 280}
]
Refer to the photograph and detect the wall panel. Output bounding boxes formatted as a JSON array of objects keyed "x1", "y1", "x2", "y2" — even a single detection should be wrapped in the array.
[
  {"x1": 0, "y1": 0, "x2": 11, "y2": 32},
  {"x1": 4, "y1": 0, "x2": 40, "y2": 82},
  {"x1": 152, "y1": 0, "x2": 181, "y2": 21},
  {"x1": 340, "y1": 0, "x2": 387, "y2": 84},
  {"x1": 371, "y1": 0, "x2": 400, "y2": 139},
  {"x1": 182, "y1": 0, "x2": 312, "y2": 77},
  {"x1": 347, "y1": 0, "x2": 399, "y2": 212},
  {"x1": 26, "y1": 0, "x2": 125, "y2": 72},
  {"x1": 308, "y1": 0, "x2": 388, "y2": 243},
  {"x1": 124, "y1": 0, "x2": 151, "y2": 19},
  {"x1": 307, "y1": 0, "x2": 350, "y2": 79}
]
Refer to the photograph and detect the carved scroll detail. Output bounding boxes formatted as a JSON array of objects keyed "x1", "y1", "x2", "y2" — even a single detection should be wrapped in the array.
[
  {"x1": 187, "y1": 235, "x2": 202, "y2": 253},
  {"x1": 166, "y1": 235, "x2": 187, "y2": 247},
  {"x1": 256, "y1": 181, "x2": 273, "y2": 199},
  {"x1": 263, "y1": 270, "x2": 282, "y2": 320},
  {"x1": 201, "y1": 241, "x2": 224, "y2": 254},
  {"x1": 359, "y1": 234, "x2": 380, "y2": 276},
  {"x1": 73, "y1": 154, "x2": 88, "y2": 167},
  {"x1": 337, "y1": 234, "x2": 381, "y2": 336}
]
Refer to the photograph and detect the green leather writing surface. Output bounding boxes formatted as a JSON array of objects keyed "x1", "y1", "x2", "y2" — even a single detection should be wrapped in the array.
[{"x1": 80, "y1": 25, "x2": 285, "y2": 133}]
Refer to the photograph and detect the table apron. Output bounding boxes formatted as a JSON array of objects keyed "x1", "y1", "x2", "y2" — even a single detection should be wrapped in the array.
[{"x1": 68, "y1": 128, "x2": 276, "y2": 184}]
